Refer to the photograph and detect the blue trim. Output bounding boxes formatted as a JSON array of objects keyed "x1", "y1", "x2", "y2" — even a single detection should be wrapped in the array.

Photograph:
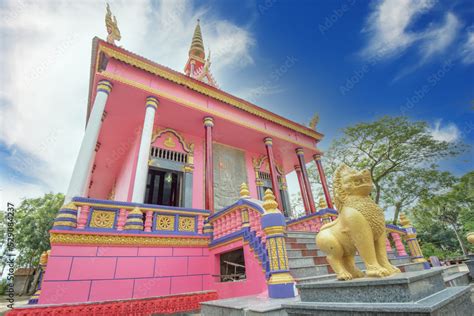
[
  {"x1": 286, "y1": 208, "x2": 337, "y2": 225},
  {"x1": 58, "y1": 209, "x2": 78, "y2": 215},
  {"x1": 386, "y1": 224, "x2": 407, "y2": 234},
  {"x1": 207, "y1": 199, "x2": 265, "y2": 222},
  {"x1": 71, "y1": 197, "x2": 210, "y2": 215},
  {"x1": 209, "y1": 229, "x2": 244, "y2": 247},
  {"x1": 54, "y1": 218, "x2": 77, "y2": 223}
]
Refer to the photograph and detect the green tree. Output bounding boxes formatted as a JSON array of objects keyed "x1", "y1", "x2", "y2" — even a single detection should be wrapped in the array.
[
  {"x1": 306, "y1": 116, "x2": 466, "y2": 222},
  {"x1": 12, "y1": 193, "x2": 64, "y2": 267},
  {"x1": 412, "y1": 172, "x2": 474, "y2": 257},
  {"x1": 381, "y1": 167, "x2": 456, "y2": 224}
]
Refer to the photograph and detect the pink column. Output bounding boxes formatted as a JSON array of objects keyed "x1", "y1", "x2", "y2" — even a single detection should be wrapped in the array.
[
  {"x1": 76, "y1": 206, "x2": 90, "y2": 229},
  {"x1": 198, "y1": 215, "x2": 204, "y2": 234},
  {"x1": 264, "y1": 137, "x2": 283, "y2": 209},
  {"x1": 391, "y1": 232, "x2": 408, "y2": 256},
  {"x1": 204, "y1": 117, "x2": 215, "y2": 214},
  {"x1": 296, "y1": 148, "x2": 316, "y2": 213},
  {"x1": 144, "y1": 211, "x2": 153, "y2": 232},
  {"x1": 116, "y1": 208, "x2": 127, "y2": 231},
  {"x1": 313, "y1": 154, "x2": 334, "y2": 209},
  {"x1": 295, "y1": 165, "x2": 311, "y2": 215}
]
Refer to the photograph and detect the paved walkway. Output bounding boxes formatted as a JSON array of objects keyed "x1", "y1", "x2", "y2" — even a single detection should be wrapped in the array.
[{"x1": 0, "y1": 296, "x2": 29, "y2": 315}]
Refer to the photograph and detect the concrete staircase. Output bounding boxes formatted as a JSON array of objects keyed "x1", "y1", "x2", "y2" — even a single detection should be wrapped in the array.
[{"x1": 286, "y1": 231, "x2": 426, "y2": 284}]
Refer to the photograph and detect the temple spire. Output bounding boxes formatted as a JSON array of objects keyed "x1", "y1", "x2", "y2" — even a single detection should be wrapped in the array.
[{"x1": 184, "y1": 20, "x2": 218, "y2": 87}]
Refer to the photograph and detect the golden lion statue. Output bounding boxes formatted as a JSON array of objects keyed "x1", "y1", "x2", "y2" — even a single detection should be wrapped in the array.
[{"x1": 316, "y1": 164, "x2": 400, "y2": 280}]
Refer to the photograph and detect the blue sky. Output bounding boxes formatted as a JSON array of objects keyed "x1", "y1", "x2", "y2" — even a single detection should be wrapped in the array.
[{"x1": 0, "y1": 0, "x2": 473, "y2": 207}]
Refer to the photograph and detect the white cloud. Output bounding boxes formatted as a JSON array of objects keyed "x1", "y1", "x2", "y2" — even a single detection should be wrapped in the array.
[
  {"x1": 419, "y1": 12, "x2": 461, "y2": 61},
  {"x1": 429, "y1": 120, "x2": 461, "y2": 143},
  {"x1": 361, "y1": 0, "x2": 461, "y2": 63},
  {"x1": 460, "y1": 30, "x2": 474, "y2": 64},
  {"x1": 0, "y1": 0, "x2": 255, "y2": 207},
  {"x1": 361, "y1": 0, "x2": 434, "y2": 59}
]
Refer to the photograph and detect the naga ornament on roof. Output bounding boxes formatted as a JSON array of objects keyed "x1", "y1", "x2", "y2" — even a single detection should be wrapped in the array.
[
  {"x1": 309, "y1": 113, "x2": 319, "y2": 130},
  {"x1": 105, "y1": 3, "x2": 121, "y2": 45}
]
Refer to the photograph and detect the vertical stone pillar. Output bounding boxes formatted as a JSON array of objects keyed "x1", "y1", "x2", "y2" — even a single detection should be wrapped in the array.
[
  {"x1": 295, "y1": 148, "x2": 316, "y2": 213},
  {"x1": 264, "y1": 137, "x2": 283, "y2": 209},
  {"x1": 65, "y1": 80, "x2": 112, "y2": 203},
  {"x1": 204, "y1": 117, "x2": 215, "y2": 214},
  {"x1": 313, "y1": 154, "x2": 334, "y2": 209},
  {"x1": 131, "y1": 96, "x2": 159, "y2": 203},
  {"x1": 295, "y1": 165, "x2": 311, "y2": 215},
  {"x1": 261, "y1": 189, "x2": 296, "y2": 298}
]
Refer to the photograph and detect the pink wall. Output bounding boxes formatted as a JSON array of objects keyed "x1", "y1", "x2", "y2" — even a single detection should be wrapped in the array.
[
  {"x1": 114, "y1": 132, "x2": 140, "y2": 202},
  {"x1": 40, "y1": 245, "x2": 211, "y2": 304},
  {"x1": 208, "y1": 240, "x2": 267, "y2": 299}
]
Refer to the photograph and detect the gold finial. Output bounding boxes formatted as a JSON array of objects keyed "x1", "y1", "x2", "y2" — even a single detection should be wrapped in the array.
[
  {"x1": 399, "y1": 212, "x2": 411, "y2": 227},
  {"x1": 240, "y1": 183, "x2": 250, "y2": 199},
  {"x1": 105, "y1": 3, "x2": 121, "y2": 45},
  {"x1": 263, "y1": 189, "x2": 279, "y2": 213},
  {"x1": 309, "y1": 113, "x2": 320, "y2": 130},
  {"x1": 318, "y1": 196, "x2": 327, "y2": 209},
  {"x1": 39, "y1": 251, "x2": 49, "y2": 266},
  {"x1": 189, "y1": 19, "x2": 205, "y2": 59}
]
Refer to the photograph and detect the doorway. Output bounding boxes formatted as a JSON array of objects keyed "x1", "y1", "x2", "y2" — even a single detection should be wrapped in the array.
[{"x1": 144, "y1": 168, "x2": 182, "y2": 207}]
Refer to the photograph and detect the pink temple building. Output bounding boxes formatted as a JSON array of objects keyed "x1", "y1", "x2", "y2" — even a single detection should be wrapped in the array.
[{"x1": 30, "y1": 19, "x2": 420, "y2": 311}]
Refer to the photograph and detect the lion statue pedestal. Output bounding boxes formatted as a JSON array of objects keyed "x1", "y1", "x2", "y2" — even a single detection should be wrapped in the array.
[{"x1": 283, "y1": 164, "x2": 473, "y2": 315}]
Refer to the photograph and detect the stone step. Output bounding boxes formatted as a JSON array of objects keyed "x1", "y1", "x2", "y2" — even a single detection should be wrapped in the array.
[
  {"x1": 444, "y1": 271, "x2": 470, "y2": 287},
  {"x1": 286, "y1": 249, "x2": 322, "y2": 258},
  {"x1": 285, "y1": 242, "x2": 318, "y2": 250},
  {"x1": 201, "y1": 294, "x2": 300, "y2": 316},
  {"x1": 283, "y1": 286, "x2": 471, "y2": 315},
  {"x1": 285, "y1": 237, "x2": 316, "y2": 244},
  {"x1": 441, "y1": 263, "x2": 467, "y2": 275},
  {"x1": 397, "y1": 261, "x2": 426, "y2": 272},
  {"x1": 286, "y1": 232, "x2": 316, "y2": 239},
  {"x1": 289, "y1": 264, "x2": 330, "y2": 279}
]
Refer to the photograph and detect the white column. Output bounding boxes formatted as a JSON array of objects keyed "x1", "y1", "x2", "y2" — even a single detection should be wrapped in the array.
[
  {"x1": 65, "y1": 80, "x2": 112, "y2": 203},
  {"x1": 131, "y1": 96, "x2": 159, "y2": 203}
]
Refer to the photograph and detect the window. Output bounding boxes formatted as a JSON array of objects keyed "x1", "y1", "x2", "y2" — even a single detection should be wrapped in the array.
[{"x1": 219, "y1": 248, "x2": 246, "y2": 282}]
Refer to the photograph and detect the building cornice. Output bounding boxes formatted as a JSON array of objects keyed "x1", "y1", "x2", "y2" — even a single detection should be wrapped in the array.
[{"x1": 95, "y1": 40, "x2": 323, "y2": 141}]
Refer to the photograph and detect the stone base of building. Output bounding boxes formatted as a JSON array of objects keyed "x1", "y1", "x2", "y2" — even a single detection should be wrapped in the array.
[{"x1": 283, "y1": 268, "x2": 472, "y2": 315}]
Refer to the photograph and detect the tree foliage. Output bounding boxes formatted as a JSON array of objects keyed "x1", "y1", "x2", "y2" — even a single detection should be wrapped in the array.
[
  {"x1": 11, "y1": 193, "x2": 64, "y2": 267},
  {"x1": 412, "y1": 171, "x2": 474, "y2": 258},
  {"x1": 307, "y1": 116, "x2": 466, "y2": 223}
]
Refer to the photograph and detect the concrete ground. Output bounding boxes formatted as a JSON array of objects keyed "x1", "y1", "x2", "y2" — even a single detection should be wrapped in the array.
[{"x1": 0, "y1": 296, "x2": 29, "y2": 315}]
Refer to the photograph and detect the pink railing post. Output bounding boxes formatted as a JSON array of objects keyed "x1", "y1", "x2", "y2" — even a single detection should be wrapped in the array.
[
  {"x1": 385, "y1": 236, "x2": 393, "y2": 252},
  {"x1": 198, "y1": 215, "x2": 204, "y2": 234},
  {"x1": 391, "y1": 232, "x2": 408, "y2": 257},
  {"x1": 144, "y1": 211, "x2": 153, "y2": 232},
  {"x1": 116, "y1": 208, "x2": 127, "y2": 231},
  {"x1": 76, "y1": 205, "x2": 90, "y2": 229}
]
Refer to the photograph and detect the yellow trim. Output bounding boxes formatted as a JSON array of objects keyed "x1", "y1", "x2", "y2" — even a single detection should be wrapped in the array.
[
  {"x1": 209, "y1": 236, "x2": 243, "y2": 250},
  {"x1": 56, "y1": 213, "x2": 77, "y2": 220},
  {"x1": 268, "y1": 272, "x2": 295, "y2": 285},
  {"x1": 53, "y1": 221, "x2": 76, "y2": 227},
  {"x1": 50, "y1": 231, "x2": 209, "y2": 247},
  {"x1": 264, "y1": 226, "x2": 285, "y2": 235},
  {"x1": 98, "y1": 44, "x2": 323, "y2": 141}
]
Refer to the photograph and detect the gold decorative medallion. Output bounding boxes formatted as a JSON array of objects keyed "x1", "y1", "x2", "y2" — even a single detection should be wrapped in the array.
[
  {"x1": 164, "y1": 136, "x2": 176, "y2": 148},
  {"x1": 156, "y1": 215, "x2": 175, "y2": 231},
  {"x1": 178, "y1": 216, "x2": 195, "y2": 232},
  {"x1": 90, "y1": 210, "x2": 116, "y2": 229}
]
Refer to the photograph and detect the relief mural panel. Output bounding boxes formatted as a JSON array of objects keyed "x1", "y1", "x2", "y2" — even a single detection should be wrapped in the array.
[{"x1": 213, "y1": 143, "x2": 248, "y2": 210}]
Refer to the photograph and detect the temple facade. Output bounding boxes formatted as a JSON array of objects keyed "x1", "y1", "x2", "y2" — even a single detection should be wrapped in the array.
[{"x1": 33, "y1": 17, "x2": 425, "y2": 308}]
